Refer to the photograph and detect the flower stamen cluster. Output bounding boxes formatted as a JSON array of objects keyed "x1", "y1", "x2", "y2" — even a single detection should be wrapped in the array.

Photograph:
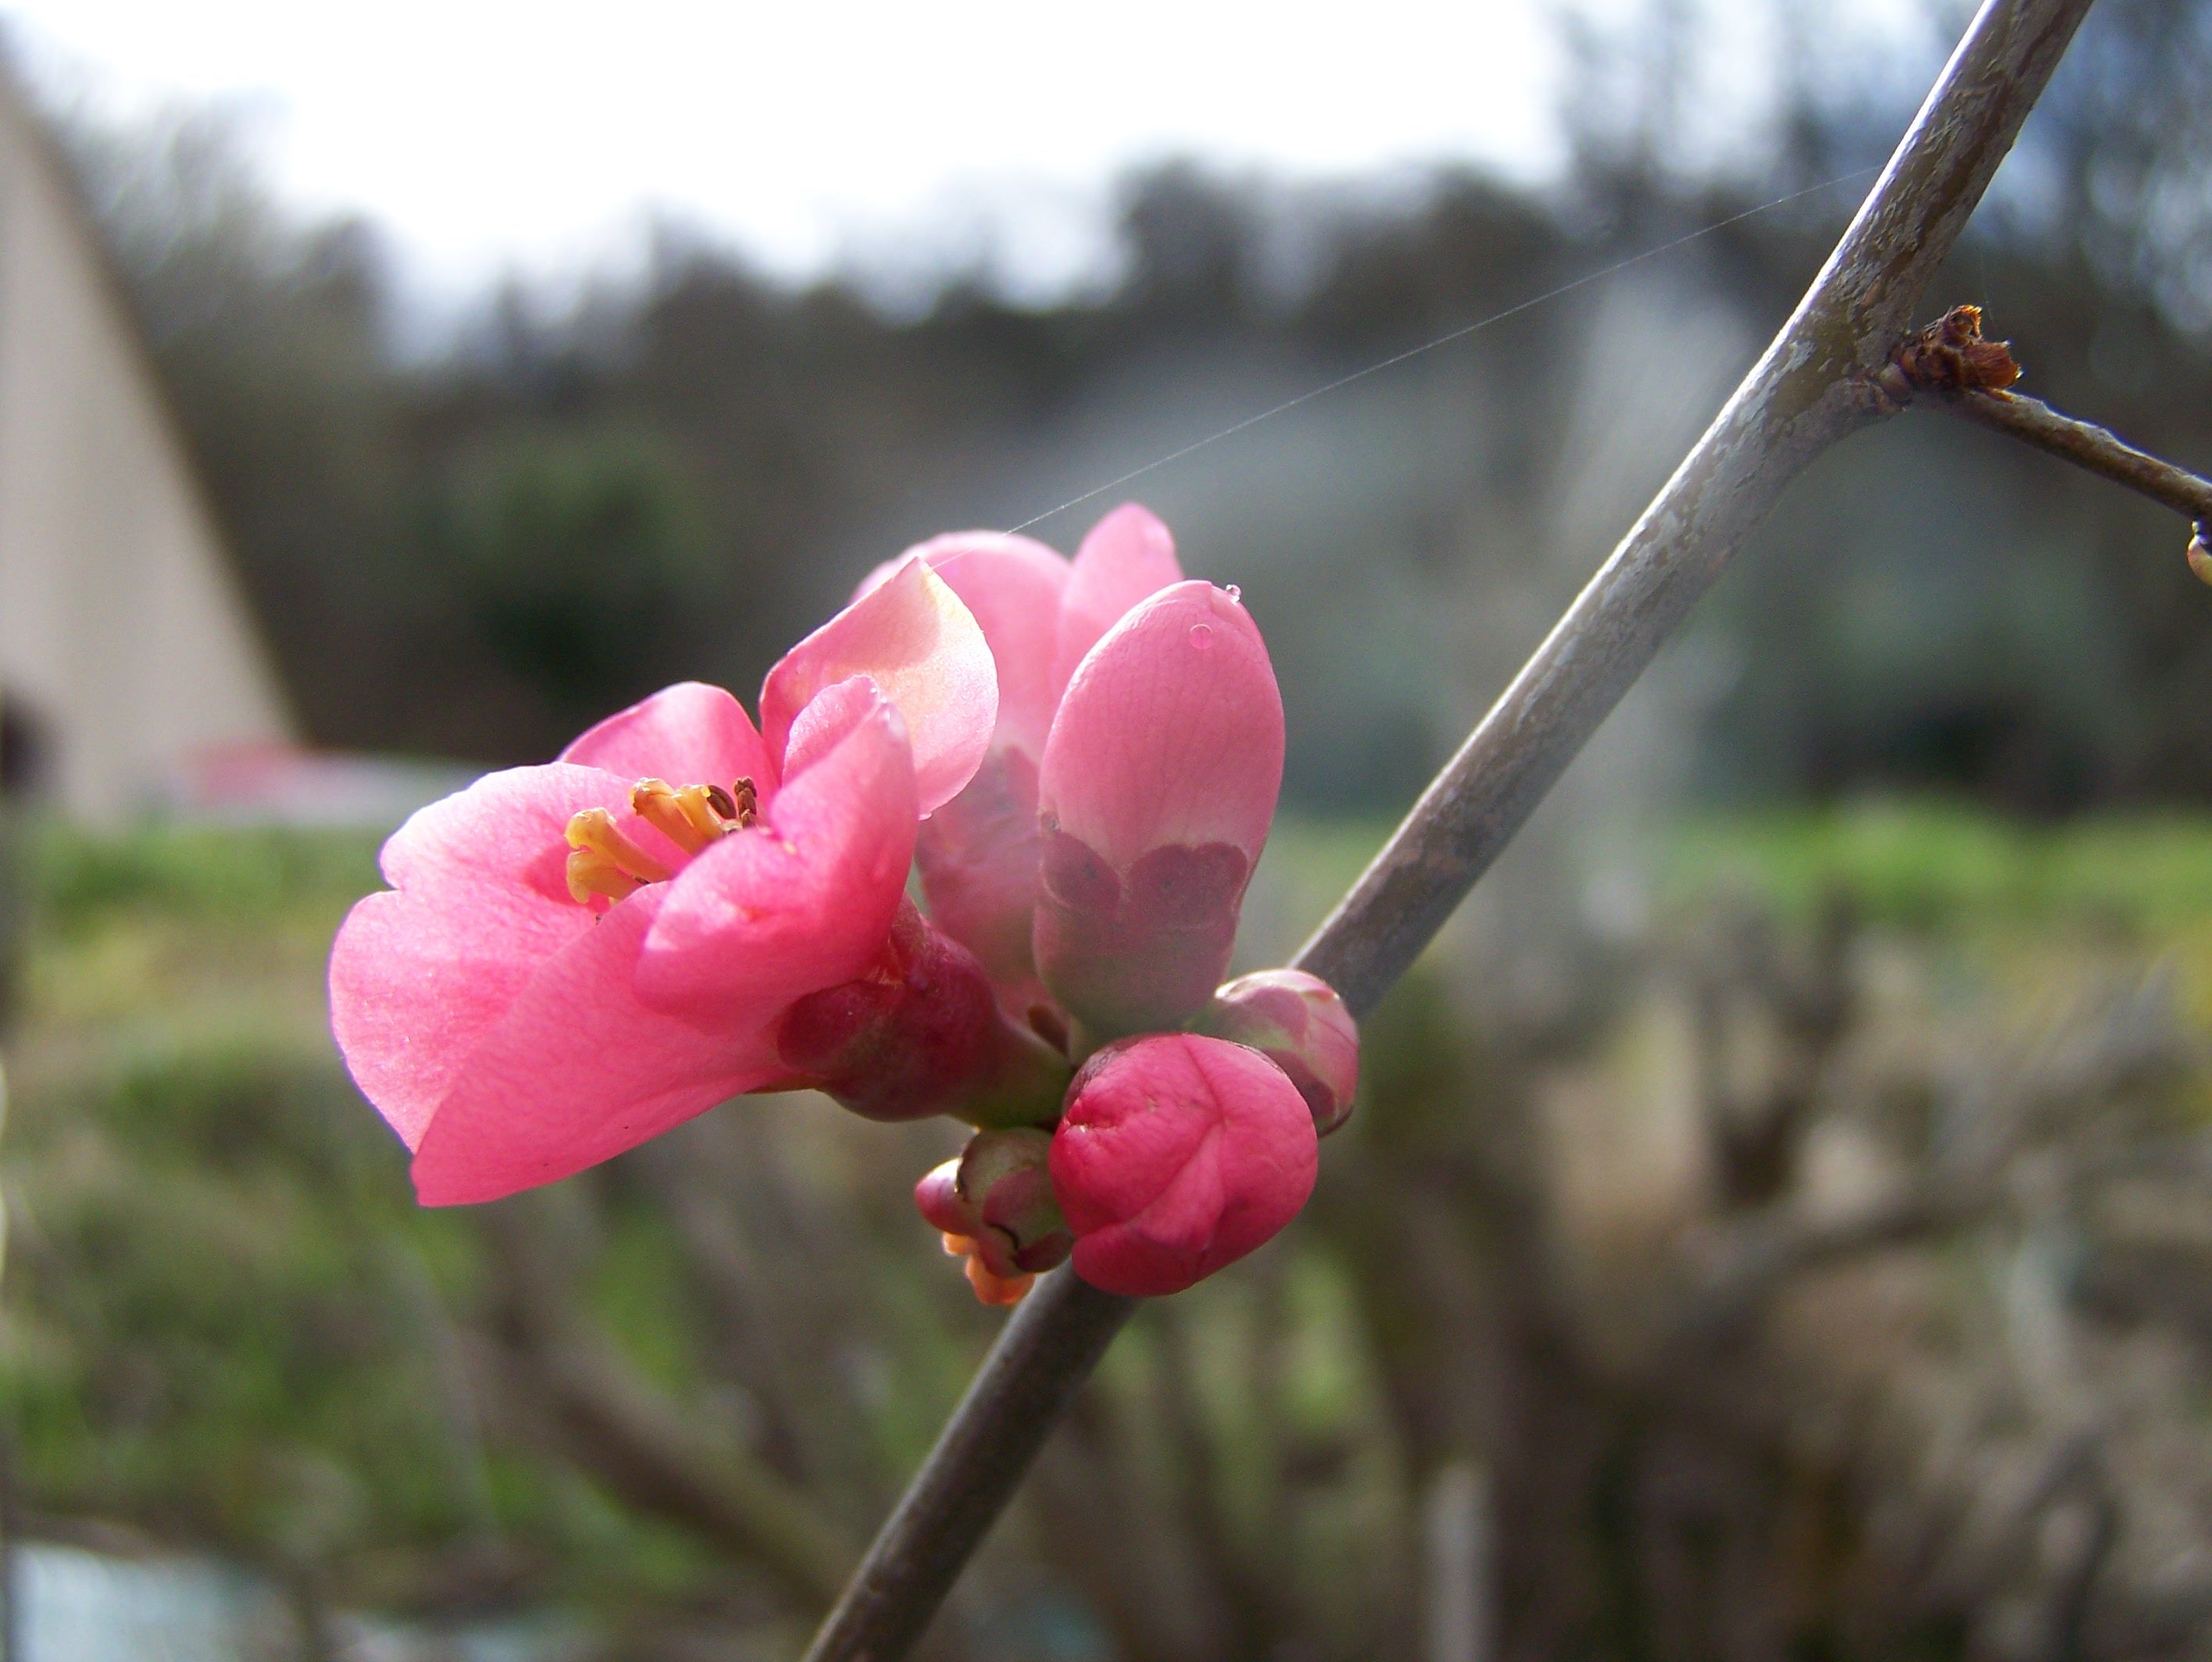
[
  {"x1": 564, "y1": 777, "x2": 762, "y2": 906},
  {"x1": 632, "y1": 776, "x2": 756, "y2": 850}
]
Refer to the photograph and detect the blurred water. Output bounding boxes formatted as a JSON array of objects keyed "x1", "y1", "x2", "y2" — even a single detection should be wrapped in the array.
[
  {"x1": 16, "y1": 1544, "x2": 280, "y2": 1661},
  {"x1": 12, "y1": 1543, "x2": 565, "y2": 1662}
]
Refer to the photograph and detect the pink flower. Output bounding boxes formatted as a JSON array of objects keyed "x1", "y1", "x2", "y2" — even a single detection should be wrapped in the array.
[
  {"x1": 1049, "y1": 1034, "x2": 1318, "y2": 1298},
  {"x1": 876, "y1": 505, "x2": 1283, "y2": 1041},
  {"x1": 1198, "y1": 969, "x2": 1361, "y2": 1136},
  {"x1": 330, "y1": 560, "x2": 996, "y2": 1205}
]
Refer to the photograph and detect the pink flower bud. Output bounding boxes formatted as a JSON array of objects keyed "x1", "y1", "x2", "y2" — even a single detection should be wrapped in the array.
[
  {"x1": 1034, "y1": 583, "x2": 1284, "y2": 1038},
  {"x1": 912, "y1": 1159, "x2": 967, "y2": 1232},
  {"x1": 1051, "y1": 503, "x2": 1183, "y2": 699},
  {"x1": 778, "y1": 903, "x2": 1069, "y2": 1126},
  {"x1": 1049, "y1": 1034, "x2": 1317, "y2": 1298},
  {"x1": 1198, "y1": 969, "x2": 1361, "y2": 1136},
  {"x1": 915, "y1": 1128, "x2": 1072, "y2": 1303}
]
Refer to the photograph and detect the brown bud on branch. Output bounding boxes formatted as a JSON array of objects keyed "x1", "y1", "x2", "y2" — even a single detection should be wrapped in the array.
[{"x1": 1881, "y1": 303, "x2": 2021, "y2": 398}]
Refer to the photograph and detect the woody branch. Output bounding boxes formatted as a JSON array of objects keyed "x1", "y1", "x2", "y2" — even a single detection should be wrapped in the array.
[{"x1": 805, "y1": 2, "x2": 2100, "y2": 1658}]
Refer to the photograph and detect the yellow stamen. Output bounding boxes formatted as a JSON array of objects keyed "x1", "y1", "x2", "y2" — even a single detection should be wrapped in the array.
[
  {"x1": 566, "y1": 846, "x2": 642, "y2": 906},
  {"x1": 565, "y1": 807, "x2": 671, "y2": 884},
  {"x1": 627, "y1": 776, "x2": 760, "y2": 856},
  {"x1": 559, "y1": 783, "x2": 760, "y2": 911},
  {"x1": 630, "y1": 778, "x2": 730, "y2": 854}
]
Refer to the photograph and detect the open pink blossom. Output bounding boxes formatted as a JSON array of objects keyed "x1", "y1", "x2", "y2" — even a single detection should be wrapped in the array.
[
  {"x1": 330, "y1": 560, "x2": 995, "y2": 1205},
  {"x1": 1049, "y1": 1033, "x2": 1318, "y2": 1297}
]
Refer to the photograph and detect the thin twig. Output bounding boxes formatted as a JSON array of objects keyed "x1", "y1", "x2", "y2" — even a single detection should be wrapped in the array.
[
  {"x1": 1950, "y1": 390, "x2": 2212, "y2": 530},
  {"x1": 804, "y1": 3, "x2": 2096, "y2": 1657},
  {"x1": 801, "y1": 1268, "x2": 1133, "y2": 1655},
  {"x1": 484, "y1": 1208, "x2": 858, "y2": 1608},
  {"x1": 1885, "y1": 302, "x2": 2212, "y2": 571}
]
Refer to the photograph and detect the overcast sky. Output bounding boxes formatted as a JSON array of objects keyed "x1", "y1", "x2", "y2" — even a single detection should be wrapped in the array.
[{"x1": 4, "y1": 0, "x2": 1581, "y2": 305}]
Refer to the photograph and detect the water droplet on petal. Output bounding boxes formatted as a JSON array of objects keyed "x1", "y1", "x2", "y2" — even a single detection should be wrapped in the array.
[
  {"x1": 1189, "y1": 622, "x2": 1215, "y2": 649},
  {"x1": 1225, "y1": 584, "x2": 1242, "y2": 602}
]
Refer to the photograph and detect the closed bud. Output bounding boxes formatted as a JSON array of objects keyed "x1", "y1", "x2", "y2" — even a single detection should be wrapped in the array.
[
  {"x1": 1050, "y1": 1033, "x2": 1318, "y2": 1298},
  {"x1": 914, "y1": 1128, "x2": 1072, "y2": 1302},
  {"x1": 1199, "y1": 969, "x2": 1360, "y2": 1136},
  {"x1": 1033, "y1": 583, "x2": 1284, "y2": 1038}
]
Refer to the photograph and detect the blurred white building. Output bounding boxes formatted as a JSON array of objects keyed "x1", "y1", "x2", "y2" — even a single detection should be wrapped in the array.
[{"x1": 0, "y1": 62, "x2": 296, "y2": 822}]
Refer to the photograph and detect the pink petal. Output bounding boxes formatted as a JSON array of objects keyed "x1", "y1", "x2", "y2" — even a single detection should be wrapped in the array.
[
  {"x1": 890, "y1": 539, "x2": 1072, "y2": 1001},
  {"x1": 759, "y1": 558, "x2": 995, "y2": 815},
  {"x1": 1040, "y1": 582, "x2": 1281, "y2": 866},
  {"x1": 915, "y1": 534, "x2": 1071, "y2": 758},
  {"x1": 636, "y1": 683, "x2": 919, "y2": 1028},
  {"x1": 857, "y1": 538, "x2": 1069, "y2": 1008},
  {"x1": 777, "y1": 673, "x2": 901, "y2": 781},
  {"x1": 1050, "y1": 503, "x2": 1183, "y2": 700},
  {"x1": 376, "y1": 761, "x2": 638, "y2": 903},
  {"x1": 1033, "y1": 583, "x2": 1284, "y2": 1035},
  {"x1": 915, "y1": 1157, "x2": 972, "y2": 1236},
  {"x1": 915, "y1": 747, "x2": 1048, "y2": 1012},
  {"x1": 1050, "y1": 1034, "x2": 1317, "y2": 1298},
  {"x1": 558, "y1": 682, "x2": 776, "y2": 796},
  {"x1": 330, "y1": 763, "x2": 639, "y2": 1150},
  {"x1": 409, "y1": 888, "x2": 783, "y2": 1205}
]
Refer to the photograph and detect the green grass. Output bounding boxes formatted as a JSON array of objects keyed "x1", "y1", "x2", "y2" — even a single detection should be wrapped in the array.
[
  {"x1": 27, "y1": 819, "x2": 383, "y2": 935},
  {"x1": 1668, "y1": 799, "x2": 2212, "y2": 933}
]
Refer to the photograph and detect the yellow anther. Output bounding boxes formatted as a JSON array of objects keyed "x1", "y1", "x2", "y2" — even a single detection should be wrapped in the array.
[
  {"x1": 630, "y1": 778, "x2": 730, "y2": 855},
  {"x1": 564, "y1": 807, "x2": 671, "y2": 885}
]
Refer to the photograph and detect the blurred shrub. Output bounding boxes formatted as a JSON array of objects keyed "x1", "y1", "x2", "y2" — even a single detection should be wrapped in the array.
[
  {"x1": 1668, "y1": 799, "x2": 2212, "y2": 931},
  {"x1": 28, "y1": 823, "x2": 380, "y2": 936}
]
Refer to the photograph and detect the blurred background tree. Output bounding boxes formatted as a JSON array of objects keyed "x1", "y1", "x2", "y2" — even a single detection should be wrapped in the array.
[
  {"x1": 418, "y1": 423, "x2": 716, "y2": 734},
  {"x1": 45, "y1": 0, "x2": 2212, "y2": 815}
]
